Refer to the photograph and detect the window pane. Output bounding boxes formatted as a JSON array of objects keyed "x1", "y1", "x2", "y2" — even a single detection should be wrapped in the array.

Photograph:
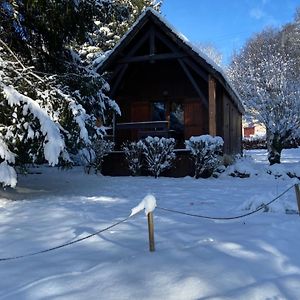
[
  {"x1": 152, "y1": 102, "x2": 166, "y2": 121},
  {"x1": 170, "y1": 102, "x2": 184, "y2": 133}
]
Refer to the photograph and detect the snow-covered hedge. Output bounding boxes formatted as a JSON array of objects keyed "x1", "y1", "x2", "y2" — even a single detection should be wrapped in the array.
[
  {"x1": 143, "y1": 137, "x2": 176, "y2": 178},
  {"x1": 122, "y1": 141, "x2": 144, "y2": 176},
  {"x1": 185, "y1": 135, "x2": 223, "y2": 178}
]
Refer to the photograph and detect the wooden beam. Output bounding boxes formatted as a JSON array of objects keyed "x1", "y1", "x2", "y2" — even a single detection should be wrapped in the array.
[
  {"x1": 183, "y1": 58, "x2": 208, "y2": 82},
  {"x1": 118, "y1": 52, "x2": 187, "y2": 64},
  {"x1": 126, "y1": 31, "x2": 151, "y2": 57},
  {"x1": 156, "y1": 31, "x2": 209, "y2": 82},
  {"x1": 149, "y1": 25, "x2": 156, "y2": 55},
  {"x1": 155, "y1": 30, "x2": 177, "y2": 53},
  {"x1": 116, "y1": 121, "x2": 168, "y2": 130},
  {"x1": 178, "y1": 59, "x2": 208, "y2": 108},
  {"x1": 109, "y1": 64, "x2": 125, "y2": 82},
  {"x1": 209, "y1": 75, "x2": 217, "y2": 136},
  {"x1": 109, "y1": 64, "x2": 128, "y2": 98}
]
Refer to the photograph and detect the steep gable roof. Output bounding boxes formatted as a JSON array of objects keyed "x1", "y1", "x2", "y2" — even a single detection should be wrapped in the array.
[{"x1": 96, "y1": 8, "x2": 244, "y2": 114}]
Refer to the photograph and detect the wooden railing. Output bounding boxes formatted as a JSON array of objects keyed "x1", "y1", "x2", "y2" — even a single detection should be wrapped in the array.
[
  {"x1": 116, "y1": 121, "x2": 168, "y2": 130},
  {"x1": 116, "y1": 121, "x2": 170, "y2": 139}
]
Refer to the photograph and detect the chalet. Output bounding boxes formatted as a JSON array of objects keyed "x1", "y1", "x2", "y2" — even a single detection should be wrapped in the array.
[{"x1": 98, "y1": 9, "x2": 244, "y2": 176}]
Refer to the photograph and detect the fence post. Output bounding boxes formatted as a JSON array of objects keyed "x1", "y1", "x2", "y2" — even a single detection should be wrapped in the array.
[
  {"x1": 147, "y1": 212, "x2": 155, "y2": 252},
  {"x1": 295, "y1": 184, "x2": 300, "y2": 216}
]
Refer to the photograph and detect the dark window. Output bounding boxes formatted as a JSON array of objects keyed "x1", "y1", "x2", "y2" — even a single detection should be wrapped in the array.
[
  {"x1": 152, "y1": 102, "x2": 166, "y2": 121},
  {"x1": 170, "y1": 102, "x2": 184, "y2": 134}
]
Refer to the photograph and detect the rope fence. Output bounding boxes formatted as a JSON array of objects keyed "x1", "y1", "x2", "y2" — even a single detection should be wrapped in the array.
[
  {"x1": 157, "y1": 184, "x2": 296, "y2": 221},
  {"x1": 0, "y1": 215, "x2": 131, "y2": 262},
  {"x1": 0, "y1": 184, "x2": 299, "y2": 260}
]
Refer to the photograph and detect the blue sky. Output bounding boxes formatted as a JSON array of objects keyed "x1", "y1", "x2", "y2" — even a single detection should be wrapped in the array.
[{"x1": 161, "y1": 0, "x2": 299, "y2": 65}]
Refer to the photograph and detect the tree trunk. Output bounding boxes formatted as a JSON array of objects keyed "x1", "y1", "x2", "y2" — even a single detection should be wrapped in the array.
[{"x1": 267, "y1": 132, "x2": 283, "y2": 165}]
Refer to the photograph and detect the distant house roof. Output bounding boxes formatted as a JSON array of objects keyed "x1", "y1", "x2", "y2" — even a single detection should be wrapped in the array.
[{"x1": 96, "y1": 8, "x2": 244, "y2": 114}]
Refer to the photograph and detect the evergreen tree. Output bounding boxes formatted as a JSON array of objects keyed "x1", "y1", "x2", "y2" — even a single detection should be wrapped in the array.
[{"x1": 0, "y1": 0, "x2": 162, "y2": 186}]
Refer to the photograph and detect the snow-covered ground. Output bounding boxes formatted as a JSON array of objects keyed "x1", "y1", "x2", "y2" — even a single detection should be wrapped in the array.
[{"x1": 0, "y1": 148, "x2": 300, "y2": 300}]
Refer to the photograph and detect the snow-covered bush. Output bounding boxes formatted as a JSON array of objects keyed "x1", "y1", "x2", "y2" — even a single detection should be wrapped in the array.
[
  {"x1": 286, "y1": 165, "x2": 300, "y2": 180},
  {"x1": 80, "y1": 139, "x2": 114, "y2": 174},
  {"x1": 185, "y1": 135, "x2": 223, "y2": 179},
  {"x1": 243, "y1": 136, "x2": 267, "y2": 150},
  {"x1": 239, "y1": 192, "x2": 298, "y2": 214},
  {"x1": 265, "y1": 164, "x2": 289, "y2": 179},
  {"x1": 227, "y1": 157, "x2": 258, "y2": 178},
  {"x1": 122, "y1": 141, "x2": 144, "y2": 176},
  {"x1": 143, "y1": 137, "x2": 176, "y2": 178}
]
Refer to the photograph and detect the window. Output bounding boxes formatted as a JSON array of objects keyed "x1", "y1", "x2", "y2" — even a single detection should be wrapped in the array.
[
  {"x1": 152, "y1": 102, "x2": 166, "y2": 121},
  {"x1": 170, "y1": 102, "x2": 184, "y2": 133}
]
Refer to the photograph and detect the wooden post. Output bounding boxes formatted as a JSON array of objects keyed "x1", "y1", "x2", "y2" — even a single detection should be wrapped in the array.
[
  {"x1": 112, "y1": 112, "x2": 116, "y2": 143},
  {"x1": 147, "y1": 212, "x2": 155, "y2": 252},
  {"x1": 295, "y1": 184, "x2": 300, "y2": 215},
  {"x1": 208, "y1": 75, "x2": 217, "y2": 136}
]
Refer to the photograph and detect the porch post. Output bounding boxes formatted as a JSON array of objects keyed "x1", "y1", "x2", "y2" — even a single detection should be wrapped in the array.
[
  {"x1": 208, "y1": 75, "x2": 217, "y2": 136},
  {"x1": 112, "y1": 112, "x2": 116, "y2": 143}
]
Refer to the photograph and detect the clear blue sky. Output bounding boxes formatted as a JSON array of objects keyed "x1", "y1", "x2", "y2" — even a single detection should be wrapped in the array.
[{"x1": 161, "y1": 0, "x2": 299, "y2": 65}]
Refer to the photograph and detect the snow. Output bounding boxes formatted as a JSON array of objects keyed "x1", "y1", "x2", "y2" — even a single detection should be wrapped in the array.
[
  {"x1": 188, "y1": 135, "x2": 223, "y2": 144},
  {"x1": 0, "y1": 137, "x2": 15, "y2": 163},
  {"x1": 0, "y1": 161, "x2": 17, "y2": 188},
  {"x1": 2, "y1": 84, "x2": 65, "y2": 166},
  {"x1": 0, "y1": 148, "x2": 299, "y2": 299},
  {"x1": 130, "y1": 194, "x2": 157, "y2": 216}
]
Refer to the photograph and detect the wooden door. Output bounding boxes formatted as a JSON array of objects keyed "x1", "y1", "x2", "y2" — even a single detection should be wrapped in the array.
[
  {"x1": 131, "y1": 101, "x2": 150, "y2": 122},
  {"x1": 184, "y1": 101, "x2": 207, "y2": 139},
  {"x1": 131, "y1": 101, "x2": 150, "y2": 140}
]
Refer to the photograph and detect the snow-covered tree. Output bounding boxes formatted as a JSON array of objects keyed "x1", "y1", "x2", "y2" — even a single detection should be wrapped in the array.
[
  {"x1": 228, "y1": 28, "x2": 300, "y2": 165},
  {"x1": 195, "y1": 43, "x2": 223, "y2": 67},
  {"x1": 0, "y1": 0, "x2": 163, "y2": 187},
  {"x1": 0, "y1": 40, "x2": 118, "y2": 186},
  {"x1": 143, "y1": 137, "x2": 175, "y2": 178},
  {"x1": 80, "y1": 0, "x2": 162, "y2": 63}
]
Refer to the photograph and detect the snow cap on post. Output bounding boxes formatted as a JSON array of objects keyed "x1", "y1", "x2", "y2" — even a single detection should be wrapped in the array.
[{"x1": 130, "y1": 194, "x2": 157, "y2": 217}]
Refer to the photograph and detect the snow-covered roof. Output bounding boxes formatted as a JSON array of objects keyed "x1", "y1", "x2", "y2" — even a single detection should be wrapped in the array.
[{"x1": 96, "y1": 8, "x2": 244, "y2": 113}]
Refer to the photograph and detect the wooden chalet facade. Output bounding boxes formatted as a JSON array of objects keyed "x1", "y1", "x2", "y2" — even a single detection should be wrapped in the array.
[{"x1": 98, "y1": 9, "x2": 244, "y2": 176}]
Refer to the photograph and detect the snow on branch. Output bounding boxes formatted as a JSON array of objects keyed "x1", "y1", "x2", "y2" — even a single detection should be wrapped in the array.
[
  {"x1": 55, "y1": 88, "x2": 90, "y2": 144},
  {"x1": 2, "y1": 84, "x2": 65, "y2": 166},
  {"x1": 0, "y1": 137, "x2": 15, "y2": 164},
  {"x1": 0, "y1": 161, "x2": 17, "y2": 188}
]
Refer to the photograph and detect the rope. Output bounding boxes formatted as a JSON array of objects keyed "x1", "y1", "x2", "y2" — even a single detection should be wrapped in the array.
[
  {"x1": 0, "y1": 216, "x2": 131, "y2": 262},
  {"x1": 157, "y1": 185, "x2": 295, "y2": 221}
]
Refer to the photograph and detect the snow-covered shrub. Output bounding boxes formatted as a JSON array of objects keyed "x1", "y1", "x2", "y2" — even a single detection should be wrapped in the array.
[
  {"x1": 142, "y1": 137, "x2": 176, "y2": 178},
  {"x1": 239, "y1": 192, "x2": 298, "y2": 214},
  {"x1": 265, "y1": 164, "x2": 289, "y2": 179},
  {"x1": 80, "y1": 139, "x2": 114, "y2": 174},
  {"x1": 122, "y1": 141, "x2": 144, "y2": 176},
  {"x1": 185, "y1": 135, "x2": 223, "y2": 179},
  {"x1": 227, "y1": 157, "x2": 258, "y2": 178},
  {"x1": 286, "y1": 165, "x2": 300, "y2": 180},
  {"x1": 243, "y1": 136, "x2": 267, "y2": 150}
]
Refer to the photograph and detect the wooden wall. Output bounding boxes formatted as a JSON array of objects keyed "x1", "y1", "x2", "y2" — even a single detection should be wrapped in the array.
[
  {"x1": 115, "y1": 60, "x2": 206, "y2": 100},
  {"x1": 184, "y1": 100, "x2": 208, "y2": 138},
  {"x1": 112, "y1": 59, "x2": 241, "y2": 154},
  {"x1": 222, "y1": 93, "x2": 242, "y2": 154}
]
